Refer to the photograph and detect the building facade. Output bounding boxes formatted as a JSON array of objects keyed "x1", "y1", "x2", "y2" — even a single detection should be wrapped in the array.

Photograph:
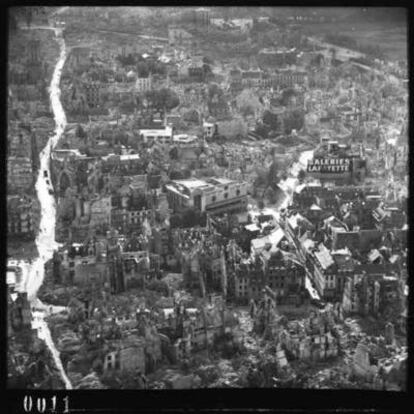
[{"x1": 165, "y1": 177, "x2": 248, "y2": 215}]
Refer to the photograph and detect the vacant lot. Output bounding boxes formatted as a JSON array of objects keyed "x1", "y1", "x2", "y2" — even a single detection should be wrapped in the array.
[{"x1": 302, "y1": 21, "x2": 407, "y2": 61}]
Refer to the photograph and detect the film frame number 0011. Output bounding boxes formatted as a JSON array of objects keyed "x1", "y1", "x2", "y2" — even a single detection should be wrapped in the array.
[{"x1": 23, "y1": 395, "x2": 70, "y2": 413}]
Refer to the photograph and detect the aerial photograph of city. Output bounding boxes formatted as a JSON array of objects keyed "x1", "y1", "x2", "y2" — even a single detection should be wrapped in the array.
[{"x1": 7, "y1": 6, "x2": 408, "y2": 391}]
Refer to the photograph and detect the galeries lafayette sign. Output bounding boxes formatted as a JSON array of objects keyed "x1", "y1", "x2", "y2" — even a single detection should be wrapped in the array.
[{"x1": 307, "y1": 157, "x2": 351, "y2": 173}]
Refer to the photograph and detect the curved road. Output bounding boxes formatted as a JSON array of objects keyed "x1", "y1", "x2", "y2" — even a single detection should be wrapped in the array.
[{"x1": 21, "y1": 25, "x2": 72, "y2": 389}]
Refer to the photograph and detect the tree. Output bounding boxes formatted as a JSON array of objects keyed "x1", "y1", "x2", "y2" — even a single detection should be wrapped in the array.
[
  {"x1": 169, "y1": 170, "x2": 187, "y2": 180},
  {"x1": 146, "y1": 280, "x2": 169, "y2": 296},
  {"x1": 145, "y1": 89, "x2": 179, "y2": 112},
  {"x1": 208, "y1": 84, "x2": 223, "y2": 101},
  {"x1": 76, "y1": 124, "x2": 87, "y2": 139},
  {"x1": 255, "y1": 122, "x2": 269, "y2": 139},
  {"x1": 284, "y1": 109, "x2": 304, "y2": 134},
  {"x1": 170, "y1": 208, "x2": 206, "y2": 228},
  {"x1": 202, "y1": 64, "x2": 212, "y2": 77},
  {"x1": 182, "y1": 109, "x2": 199, "y2": 124},
  {"x1": 169, "y1": 147, "x2": 179, "y2": 160},
  {"x1": 116, "y1": 54, "x2": 136, "y2": 67},
  {"x1": 280, "y1": 88, "x2": 297, "y2": 106},
  {"x1": 136, "y1": 61, "x2": 149, "y2": 78},
  {"x1": 298, "y1": 169, "x2": 306, "y2": 183},
  {"x1": 267, "y1": 160, "x2": 280, "y2": 191},
  {"x1": 263, "y1": 110, "x2": 283, "y2": 133}
]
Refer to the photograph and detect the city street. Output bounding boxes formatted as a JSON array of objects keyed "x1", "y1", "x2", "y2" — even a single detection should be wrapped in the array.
[{"x1": 20, "y1": 24, "x2": 72, "y2": 389}]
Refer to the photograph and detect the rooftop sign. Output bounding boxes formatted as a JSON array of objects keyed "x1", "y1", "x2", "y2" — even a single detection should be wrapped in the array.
[{"x1": 307, "y1": 157, "x2": 351, "y2": 173}]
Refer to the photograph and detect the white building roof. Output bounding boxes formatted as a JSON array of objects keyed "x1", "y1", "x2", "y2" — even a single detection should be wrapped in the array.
[
  {"x1": 163, "y1": 308, "x2": 175, "y2": 317},
  {"x1": 173, "y1": 134, "x2": 198, "y2": 143},
  {"x1": 267, "y1": 228, "x2": 285, "y2": 246},
  {"x1": 331, "y1": 247, "x2": 351, "y2": 256},
  {"x1": 251, "y1": 237, "x2": 267, "y2": 252},
  {"x1": 173, "y1": 179, "x2": 214, "y2": 191},
  {"x1": 287, "y1": 213, "x2": 304, "y2": 230},
  {"x1": 251, "y1": 228, "x2": 285, "y2": 253},
  {"x1": 245, "y1": 223, "x2": 260, "y2": 232},
  {"x1": 139, "y1": 126, "x2": 172, "y2": 135},
  {"x1": 368, "y1": 249, "x2": 382, "y2": 263},
  {"x1": 310, "y1": 203, "x2": 322, "y2": 211},
  {"x1": 120, "y1": 154, "x2": 140, "y2": 161},
  {"x1": 314, "y1": 244, "x2": 334, "y2": 270},
  {"x1": 302, "y1": 239, "x2": 315, "y2": 252},
  {"x1": 7, "y1": 271, "x2": 16, "y2": 286},
  {"x1": 208, "y1": 177, "x2": 234, "y2": 186}
]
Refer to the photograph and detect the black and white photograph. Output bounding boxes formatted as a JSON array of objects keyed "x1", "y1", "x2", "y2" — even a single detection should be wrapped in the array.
[{"x1": 6, "y1": 6, "x2": 408, "y2": 394}]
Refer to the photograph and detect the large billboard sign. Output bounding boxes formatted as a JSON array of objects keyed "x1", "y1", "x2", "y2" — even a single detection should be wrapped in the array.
[{"x1": 307, "y1": 157, "x2": 351, "y2": 173}]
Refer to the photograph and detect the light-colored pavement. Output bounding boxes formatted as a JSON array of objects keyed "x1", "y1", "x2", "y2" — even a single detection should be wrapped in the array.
[{"x1": 14, "y1": 25, "x2": 72, "y2": 390}]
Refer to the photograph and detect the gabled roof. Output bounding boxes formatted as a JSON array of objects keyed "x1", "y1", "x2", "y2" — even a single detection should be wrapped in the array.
[
  {"x1": 310, "y1": 203, "x2": 322, "y2": 211},
  {"x1": 251, "y1": 228, "x2": 285, "y2": 253}
]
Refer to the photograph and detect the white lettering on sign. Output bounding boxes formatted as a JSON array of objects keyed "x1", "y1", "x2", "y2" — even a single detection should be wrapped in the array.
[{"x1": 307, "y1": 158, "x2": 351, "y2": 173}]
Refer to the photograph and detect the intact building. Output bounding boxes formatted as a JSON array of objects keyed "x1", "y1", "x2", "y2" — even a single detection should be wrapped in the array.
[
  {"x1": 135, "y1": 76, "x2": 152, "y2": 93},
  {"x1": 139, "y1": 126, "x2": 173, "y2": 146},
  {"x1": 307, "y1": 142, "x2": 367, "y2": 185},
  {"x1": 165, "y1": 177, "x2": 248, "y2": 215},
  {"x1": 8, "y1": 195, "x2": 36, "y2": 238},
  {"x1": 84, "y1": 82, "x2": 102, "y2": 108}
]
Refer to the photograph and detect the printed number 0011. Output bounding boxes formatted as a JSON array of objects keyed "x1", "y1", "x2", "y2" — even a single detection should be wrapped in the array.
[{"x1": 23, "y1": 396, "x2": 69, "y2": 413}]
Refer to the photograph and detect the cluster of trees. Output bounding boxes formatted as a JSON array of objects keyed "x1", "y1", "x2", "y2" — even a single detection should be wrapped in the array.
[
  {"x1": 284, "y1": 109, "x2": 305, "y2": 134},
  {"x1": 115, "y1": 54, "x2": 136, "y2": 67},
  {"x1": 298, "y1": 169, "x2": 306, "y2": 183},
  {"x1": 279, "y1": 88, "x2": 298, "y2": 106},
  {"x1": 115, "y1": 55, "x2": 167, "y2": 77},
  {"x1": 144, "y1": 88, "x2": 180, "y2": 112},
  {"x1": 146, "y1": 279, "x2": 169, "y2": 296},
  {"x1": 169, "y1": 168, "x2": 192, "y2": 180},
  {"x1": 170, "y1": 208, "x2": 207, "y2": 229},
  {"x1": 262, "y1": 110, "x2": 284, "y2": 136},
  {"x1": 136, "y1": 60, "x2": 167, "y2": 77}
]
